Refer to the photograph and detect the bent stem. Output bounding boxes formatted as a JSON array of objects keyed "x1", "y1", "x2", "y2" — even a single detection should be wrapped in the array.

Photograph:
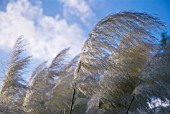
[{"x1": 69, "y1": 61, "x2": 81, "y2": 114}]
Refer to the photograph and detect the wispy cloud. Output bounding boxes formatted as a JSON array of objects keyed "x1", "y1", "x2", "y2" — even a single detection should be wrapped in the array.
[
  {"x1": 58, "y1": 0, "x2": 95, "y2": 24},
  {"x1": 0, "y1": 0, "x2": 90, "y2": 61}
]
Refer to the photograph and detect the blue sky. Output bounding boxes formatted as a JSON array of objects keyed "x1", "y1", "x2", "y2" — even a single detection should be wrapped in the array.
[
  {"x1": 41, "y1": 0, "x2": 170, "y2": 33},
  {"x1": 0, "y1": 0, "x2": 170, "y2": 75}
]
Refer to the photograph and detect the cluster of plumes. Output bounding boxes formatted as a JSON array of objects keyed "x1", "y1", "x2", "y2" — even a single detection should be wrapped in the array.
[
  {"x1": 0, "y1": 37, "x2": 81, "y2": 114},
  {"x1": 73, "y1": 12, "x2": 169, "y2": 114},
  {"x1": 0, "y1": 12, "x2": 170, "y2": 114},
  {"x1": 0, "y1": 37, "x2": 31, "y2": 114}
]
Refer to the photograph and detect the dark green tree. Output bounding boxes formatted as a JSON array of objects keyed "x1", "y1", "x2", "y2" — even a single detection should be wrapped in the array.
[{"x1": 161, "y1": 33, "x2": 167, "y2": 46}]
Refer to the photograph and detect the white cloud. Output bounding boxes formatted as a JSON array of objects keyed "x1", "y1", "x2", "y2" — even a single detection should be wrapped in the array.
[
  {"x1": 0, "y1": 0, "x2": 86, "y2": 61},
  {"x1": 59, "y1": 0, "x2": 95, "y2": 24}
]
